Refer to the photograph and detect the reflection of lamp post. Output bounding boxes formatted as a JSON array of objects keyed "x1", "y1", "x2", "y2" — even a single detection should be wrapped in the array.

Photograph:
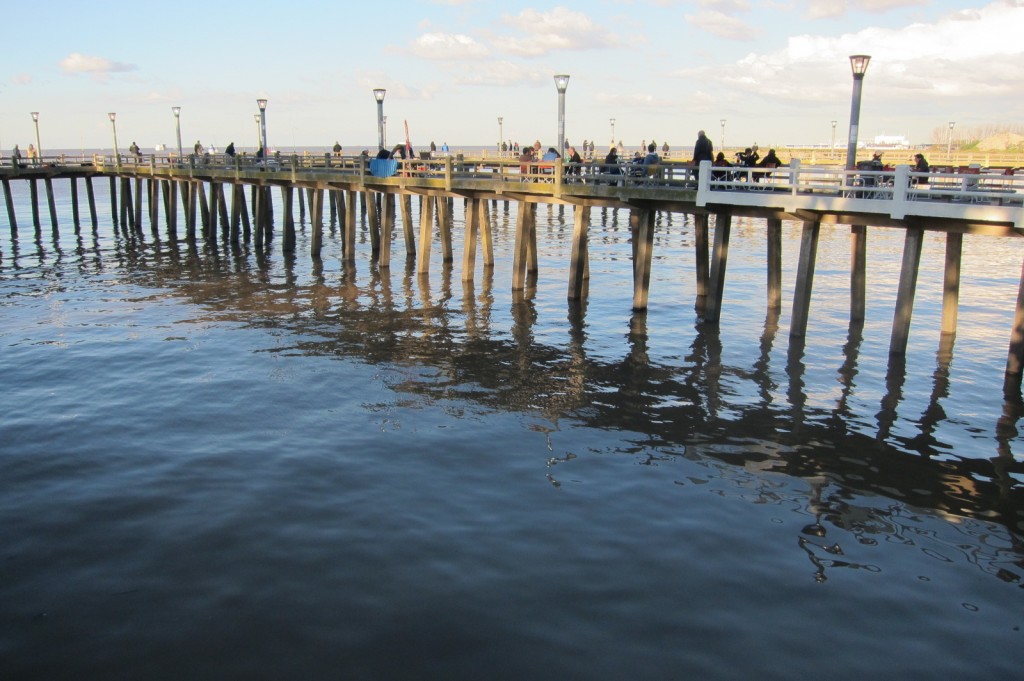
[
  {"x1": 831, "y1": 120, "x2": 837, "y2": 159},
  {"x1": 172, "y1": 106, "x2": 183, "y2": 160},
  {"x1": 108, "y1": 112, "x2": 120, "y2": 166},
  {"x1": 256, "y1": 98, "x2": 268, "y2": 153},
  {"x1": 554, "y1": 74, "x2": 570, "y2": 155},
  {"x1": 498, "y1": 116, "x2": 503, "y2": 155},
  {"x1": 30, "y1": 112, "x2": 41, "y2": 164},
  {"x1": 373, "y1": 88, "x2": 386, "y2": 151},
  {"x1": 610, "y1": 118, "x2": 615, "y2": 147},
  {"x1": 845, "y1": 54, "x2": 871, "y2": 170},
  {"x1": 947, "y1": 121, "x2": 955, "y2": 160},
  {"x1": 720, "y1": 118, "x2": 726, "y2": 153}
]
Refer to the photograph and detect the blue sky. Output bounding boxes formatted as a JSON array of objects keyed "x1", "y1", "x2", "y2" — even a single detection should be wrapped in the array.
[{"x1": 2, "y1": 0, "x2": 1021, "y2": 153}]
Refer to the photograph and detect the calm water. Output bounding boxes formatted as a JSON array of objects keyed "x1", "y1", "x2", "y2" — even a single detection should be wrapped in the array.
[{"x1": 1, "y1": 179, "x2": 1022, "y2": 680}]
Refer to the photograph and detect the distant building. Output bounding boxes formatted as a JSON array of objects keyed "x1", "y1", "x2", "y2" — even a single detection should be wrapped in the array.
[{"x1": 872, "y1": 134, "x2": 910, "y2": 149}]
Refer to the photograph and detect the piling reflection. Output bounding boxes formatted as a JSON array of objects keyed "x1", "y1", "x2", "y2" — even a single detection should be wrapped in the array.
[{"x1": 4, "y1": 226, "x2": 1023, "y2": 585}]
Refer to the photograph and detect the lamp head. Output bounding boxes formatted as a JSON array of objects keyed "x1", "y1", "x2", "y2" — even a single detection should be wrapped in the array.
[
  {"x1": 849, "y1": 54, "x2": 871, "y2": 78},
  {"x1": 108, "y1": 112, "x2": 116, "y2": 122},
  {"x1": 373, "y1": 88, "x2": 386, "y2": 102},
  {"x1": 31, "y1": 112, "x2": 39, "y2": 122},
  {"x1": 553, "y1": 74, "x2": 570, "y2": 92},
  {"x1": 949, "y1": 121, "x2": 955, "y2": 129},
  {"x1": 257, "y1": 98, "x2": 268, "y2": 111},
  {"x1": 172, "y1": 106, "x2": 181, "y2": 117}
]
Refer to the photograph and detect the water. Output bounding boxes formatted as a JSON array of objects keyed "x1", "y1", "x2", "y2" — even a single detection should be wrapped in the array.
[{"x1": 1, "y1": 179, "x2": 1022, "y2": 680}]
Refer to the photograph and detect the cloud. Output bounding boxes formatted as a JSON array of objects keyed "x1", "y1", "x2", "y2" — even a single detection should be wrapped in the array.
[
  {"x1": 805, "y1": 0, "x2": 928, "y2": 20},
  {"x1": 450, "y1": 61, "x2": 548, "y2": 86},
  {"x1": 675, "y1": 1, "x2": 1024, "y2": 103},
  {"x1": 59, "y1": 52, "x2": 137, "y2": 78},
  {"x1": 411, "y1": 32, "x2": 490, "y2": 60},
  {"x1": 14, "y1": 74, "x2": 32, "y2": 85},
  {"x1": 493, "y1": 6, "x2": 620, "y2": 56},
  {"x1": 685, "y1": 9, "x2": 756, "y2": 39}
]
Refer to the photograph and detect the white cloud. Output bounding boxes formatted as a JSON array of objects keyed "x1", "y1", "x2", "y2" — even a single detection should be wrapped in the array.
[
  {"x1": 450, "y1": 61, "x2": 548, "y2": 86},
  {"x1": 14, "y1": 74, "x2": 32, "y2": 85},
  {"x1": 59, "y1": 52, "x2": 136, "y2": 76},
  {"x1": 685, "y1": 9, "x2": 757, "y2": 39},
  {"x1": 494, "y1": 6, "x2": 620, "y2": 56},
  {"x1": 676, "y1": 1, "x2": 1024, "y2": 103},
  {"x1": 805, "y1": 0, "x2": 928, "y2": 19},
  {"x1": 411, "y1": 33, "x2": 490, "y2": 59}
]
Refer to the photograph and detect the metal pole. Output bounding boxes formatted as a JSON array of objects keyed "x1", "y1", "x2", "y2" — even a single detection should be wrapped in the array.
[
  {"x1": 610, "y1": 118, "x2": 615, "y2": 147},
  {"x1": 254, "y1": 114, "x2": 261, "y2": 150},
  {"x1": 845, "y1": 56, "x2": 871, "y2": 170},
  {"x1": 498, "y1": 116, "x2": 503, "y2": 156},
  {"x1": 373, "y1": 88, "x2": 386, "y2": 152},
  {"x1": 831, "y1": 120, "x2": 837, "y2": 160},
  {"x1": 257, "y1": 98, "x2": 268, "y2": 153},
  {"x1": 383, "y1": 115, "x2": 388, "y2": 148},
  {"x1": 554, "y1": 75, "x2": 569, "y2": 155},
  {"x1": 947, "y1": 121, "x2": 955, "y2": 162},
  {"x1": 109, "y1": 113, "x2": 120, "y2": 167},
  {"x1": 31, "y1": 112, "x2": 41, "y2": 164},
  {"x1": 173, "y1": 107, "x2": 183, "y2": 160},
  {"x1": 720, "y1": 119, "x2": 725, "y2": 153}
]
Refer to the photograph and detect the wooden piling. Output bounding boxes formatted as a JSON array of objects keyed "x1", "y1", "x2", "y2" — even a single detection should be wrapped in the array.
[
  {"x1": 133, "y1": 178, "x2": 143, "y2": 232},
  {"x1": 767, "y1": 218, "x2": 782, "y2": 310},
  {"x1": 941, "y1": 232, "x2": 963, "y2": 336},
  {"x1": 310, "y1": 188, "x2": 324, "y2": 257},
  {"x1": 851, "y1": 225, "x2": 867, "y2": 323},
  {"x1": 343, "y1": 190, "x2": 357, "y2": 262},
  {"x1": 281, "y1": 186, "x2": 295, "y2": 253},
  {"x1": 511, "y1": 201, "x2": 536, "y2": 290},
  {"x1": 44, "y1": 179, "x2": 58, "y2": 234},
  {"x1": 366, "y1": 190, "x2": 381, "y2": 258},
  {"x1": 196, "y1": 182, "x2": 210, "y2": 238},
  {"x1": 437, "y1": 194, "x2": 453, "y2": 263},
  {"x1": 568, "y1": 205, "x2": 591, "y2": 300},
  {"x1": 889, "y1": 227, "x2": 924, "y2": 355},
  {"x1": 694, "y1": 213, "x2": 710, "y2": 310},
  {"x1": 1006, "y1": 253, "x2": 1024, "y2": 375},
  {"x1": 109, "y1": 177, "x2": 118, "y2": 229},
  {"x1": 381, "y1": 192, "x2": 395, "y2": 267},
  {"x1": 400, "y1": 193, "x2": 415, "y2": 257},
  {"x1": 3, "y1": 178, "x2": 18, "y2": 233},
  {"x1": 462, "y1": 197, "x2": 480, "y2": 281},
  {"x1": 417, "y1": 195, "x2": 438, "y2": 274},
  {"x1": 217, "y1": 184, "x2": 230, "y2": 240},
  {"x1": 479, "y1": 198, "x2": 493, "y2": 267},
  {"x1": 85, "y1": 177, "x2": 97, "y2": 230},
  {"x1": 29, "y1": 179, "x2": 41, "y2": 230},
  {"x1": 166, "y1": 180, "x2": 178, "y2": 237},
  {"x1": 704, "y1": 212, "x2": 733, "y2": 323},
  {"x1": 70, "y1": 177, "x2": 80, "y2": 229},
  {"x1": 790, "y1": 219, "x2": 822, "y2": 338}
]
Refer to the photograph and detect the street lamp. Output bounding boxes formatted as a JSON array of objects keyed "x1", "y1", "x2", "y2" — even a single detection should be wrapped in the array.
[
  {"x1": 845, "y1": 54, "x2": 871, "y2": 170},
  {"x1": 498, "y1": 116, "x2": 504, "y2": 155},
  {"x1": 30, "y1": 112, "x2": 41, "y2": 164},
  {"x1": 373, "y1": 88, "x2": 386, "y2": 151},
  {"x1": 554, "y1": 74, "x2": 570, "y2": 155},
  {"x1": 831, "y1": 120, "x2": 837, "y2": 159},
  {"x1": 383, "y1": 115, "x2": 388, "y2": 147},
  {"x1": 256, "y1": 98, "x2": 268, "y2": 153},
  {"x1": 172, "y1": 106, "x2": 182, "y2": 160},
  {"x1": 720, "y1": 118, "x2": 726, "y2": 153},
  {"x1": 253, "y1": 114, "x2": 261, "y2": 150},
  {"x1": 108, "y1": 112, "x2": 120, "y2": 166},
  {"x1": 947, "y1": 121, "x2": 955, "y2": 160},
  {"x1": 610, "y1": 118, "x2": 616, "y2": 148}
]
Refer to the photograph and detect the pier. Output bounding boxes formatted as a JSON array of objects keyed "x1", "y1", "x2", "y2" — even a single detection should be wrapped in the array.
[{"x1": 3, "y1": 153, "x2": 1023, "y2": 382}]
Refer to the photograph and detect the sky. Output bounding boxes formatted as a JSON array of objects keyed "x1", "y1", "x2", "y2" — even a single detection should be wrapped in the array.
[{"x1": 1, "y1": 0, "x2": 1021, "y2": 153}]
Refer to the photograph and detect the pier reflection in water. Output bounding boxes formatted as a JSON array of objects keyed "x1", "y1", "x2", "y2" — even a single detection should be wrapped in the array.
[{"x1": 1, "y1": 181, "x2": 1023, "y2": 679}]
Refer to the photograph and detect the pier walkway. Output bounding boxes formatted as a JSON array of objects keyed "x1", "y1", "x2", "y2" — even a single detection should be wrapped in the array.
[{"x1": 3, "y1": 153, "x2": 1024, "y2": 382}]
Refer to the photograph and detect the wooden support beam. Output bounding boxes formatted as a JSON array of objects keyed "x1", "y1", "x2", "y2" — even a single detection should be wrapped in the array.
[
  {"x1": 44, "y1": 179, "x2": 58, "y2": 233},
  {"x1": 344, "y1": 190, "x2": 357, "y2": 262},
  {"x1": 511, "y1": 200, "x2": 534, "y2": 290},
  {"x1": 941, "y1": 232, "x2": 963, "y2": 336},
  {"x1": 400, "y1": 193, "x2": 415, "y2": 257},
  {"x1": 310, "y1": 188, "x2": 323, "y2": 257},
  {"x1": 229, "y1": 185, "x2": 242, "y2": 243},
  {"x1": 889, "y1": 227, "x2": 924, "y2": 355},
  {"x1": 462, "y1": 197, "x2": 480, "y2": 281},
  {"x1": 133, "y1": 178, "x2": 143, "y2": 232},
  {"x1": 29, "y1": 179, "x2": 40, "y2": 230},
  {"x1": 207, "y1": 183, "x2": 220, "y2": 240},
  {"x1": 184, "y1": 182, "x2": 196, "y2": 240},
  {"x1": 632, "y1": 209, "x2": 656, "y2": 311},
  {"x1": 417, "y1": 194, "x2": 437, "y2": 274},
  {"x1": 109, "y1": 177, "x2": 118, "y2": 230},
  {"x1": 694, "y1": 213, "x2": 710, "y2": 312},
  {"x1": 166, "y1": 180, "x2": 178, "y2": 237},
  {"x1": 2, "y1": 178, "x2": 17, "y2": 233},
  {"x1": 238, "y1": 184, "x2": 250, "y2": 240},
  {"x1": 85, "y1": 177, "x2": 98, "y2": 230},
  {"x1": 438, "y1": 194, "x2": 453, "y2": 263},
  {"x1": 790, "y1": 219, "x2": 821, "y2": 338},
  {"x1": 568, "y1": 205, "x2": 591, "y2": 301},
  {"x1": 70, "y1": 177, "x2": 80, "y2": 230},
  {"x1": 281, "y1": 186, "x2": 295, "y2": 253},
  {"x1": 365, "y1": 190, "x2": 381, "y2": 259},
  {"x1": 148, "y1": 179, "x2": 159, "y2": 234},
  {"x1": 480, "y1": 198, "x2": 494, "y2": 267},
  {"x1": 766, "y1": 218, "x2": 782, "y2": 310},
  {"x1": 196, "y1": 182, "x2": 209, "y2": 238},
  {"x1": 704, "y1": 212, "x2": 733, "y2": 323},
  {"x1": 526, "y1": 201, "x2": 538, "y2": 274},
  {"x1": 851, "y1": 225, "x2": 867, "y2": 323},
  {"x1": 217, "y1": 184, "x2": 230, "y2": 240},
  {"x1": 381, "y1": 192, "x2": 395, "y2": 267},
  {"x1": 253, "y1": 186, "x2": 264, "y2": 249},
  {"x1": 1006, "y1": 251, "x2": 1024, "y2": 376},
  {"x1": 298, "y1": 185, "x2": 306, "y2": 224}
]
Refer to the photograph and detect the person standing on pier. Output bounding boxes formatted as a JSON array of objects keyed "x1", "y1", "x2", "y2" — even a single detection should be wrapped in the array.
[
  {"x1": 333, "y1": 141, "x2": 342, "y2": 157},
  {"x1": 225, "y1": 142, "x2": 236, "y2": 158},
  {"x1": 27, "y1": 144, "x2": 37, "y2": 165},
  {"x1": 11, "y1": 145, "x2": 22, "y2": 166},
  {"x1": 692, "y1": 130, "x2": 714, "y2": 181},
  {"x1": 194, "y1": 140, "x2": 204, "y2": 156}
]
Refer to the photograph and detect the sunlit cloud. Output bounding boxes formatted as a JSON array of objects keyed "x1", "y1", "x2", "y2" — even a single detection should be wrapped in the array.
[
  {"x1": 13, "y1": 74, "x2": 32, "y2": 85},
  {"x1": 411, "y1": 32, "x2": 490, "y2": 60},
  {"x1": 449, "y1": 60, "x2": 547, "y2": 86},
  {"x1": 805, "y1": 0, "x2": 928, "y2": 19},
  {"x1": 494, "y1": 6, "x2": 621, "y2": 56},
  {"x1": 59, "y1": 52, "x2": 137, "y2": 76},
  {"x1": 685, "y1": 9, "x2": 757, "y2": 39}
]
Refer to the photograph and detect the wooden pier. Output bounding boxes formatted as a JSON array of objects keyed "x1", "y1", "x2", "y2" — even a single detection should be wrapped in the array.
[{"x1": 3, "y1": 153, "x2": 1024, "y2": 383}]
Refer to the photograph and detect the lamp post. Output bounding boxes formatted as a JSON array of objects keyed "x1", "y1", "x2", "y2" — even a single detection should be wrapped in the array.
[
  {"x1": 947, "y1": 121, "x2": 955, "y2": 161},
  {"x1": 108, "y1": 112, "x2": 120, "y2": 167},
  {"x1": 831, "y1": 120, "x2": 837, "y2": 159},
  {"x1": 845, "y1": 54, "x2": 871, "y2": 170},
  {"x1": 172, "y1": 106, "x2": 183, "y2": 160},
  {"x1": 253, "y1": 114, "x2": 261, "y2": 150},
  {"x1": 554, "y1": 74, "x2": 569, "y2": 155},
  {"x1": 256, "y1": 98, "x2": 268, "y2": 153},
  {"x1": 610, "y1": 118, "x2": 615, "y2": 147},
  {"x1": 383, "y1": 115, "x2": 388, "y2": 147},
  {"x1": 498, "y1": 116, "x2": 503, "y2": 155},
  {"x1": 30, "y1": 112, "x2": 41, "y2": 164},
  {"x1": 373, "y1": 88, "x2": 386, "y2": 151},
  {"x1": 720, "y1": 118, "x2": 726, "y2": 153}
]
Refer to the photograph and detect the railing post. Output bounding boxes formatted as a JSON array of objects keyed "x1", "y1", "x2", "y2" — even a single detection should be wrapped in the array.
[
  {"x1": 696, "y1": 160, "x2": 711, "y2": 206},
  {"x1": 789, "y1": 158, "x2": 800, "y2": 197},
  {"x1": 445, "y1": 156, "x2": 453, "y2": 191},
  {"x1": 890, "y1": 165, "x2": 910, "y2": 220}
]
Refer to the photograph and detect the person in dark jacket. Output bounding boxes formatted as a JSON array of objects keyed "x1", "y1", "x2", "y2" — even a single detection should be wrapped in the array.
[{"x1": 692, "y1": 130, "x2": 714, "y2": 181}]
